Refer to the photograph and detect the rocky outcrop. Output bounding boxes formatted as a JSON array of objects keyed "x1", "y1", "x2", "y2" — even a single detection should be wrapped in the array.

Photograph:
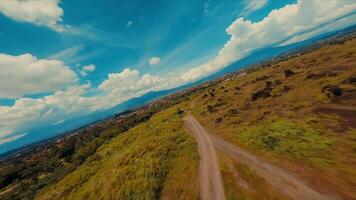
[{"x1": 284, "y1": 69, "x2": 296, "y2": 78}]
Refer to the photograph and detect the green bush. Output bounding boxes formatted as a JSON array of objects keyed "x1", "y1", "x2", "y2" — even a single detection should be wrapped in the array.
[{"x1": 238, "y1": 119, "x2": 333, "y2": 166}]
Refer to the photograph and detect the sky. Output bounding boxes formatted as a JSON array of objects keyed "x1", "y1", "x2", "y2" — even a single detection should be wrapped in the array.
[{"x1": 0, "y1": 0, "x2": 355, "y2": 153}]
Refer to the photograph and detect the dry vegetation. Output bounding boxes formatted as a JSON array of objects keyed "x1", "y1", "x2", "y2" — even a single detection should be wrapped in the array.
[
  {"x1": 36, "y1": 104, "x2": 198, "y2": 200},
  {"x1": 1, "y1": 32, "x2": 355, "y2": 200},
  {"x1": 189, "y1": 36, "x2": 356, "y2": 199}
]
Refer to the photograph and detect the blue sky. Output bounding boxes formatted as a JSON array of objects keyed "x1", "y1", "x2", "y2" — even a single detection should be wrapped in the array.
[{"x1": 0, "y1": 0, "x2": 355, "y2": 153}]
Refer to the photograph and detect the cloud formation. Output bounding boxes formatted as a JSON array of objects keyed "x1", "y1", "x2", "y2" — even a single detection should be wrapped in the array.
[
  {"x1": 127, "y1": 21, "x2": 133, "y2": 28},
  {"x1": 149, "y1": 57, "x2": 161, "y2": 66},
  {"x1": 242, "y1": 0, "x2": 268, "y2": 15},
  {"x1": 1, "y1": 0, "x2": 356, "y2": 145},
  {"x1": 0, "y1": 69, "x2": 171, "y2": 139},
  {"x1": 0, "y1": 133, "x2": 27, "y2": 145},
  {"x1": 80, "y1": 64, "x2": 96, "y2": 76},
  {"x1": 0, "y1": 53, "x2": 77, "y2": 98},
  {"x1": 0, "y1": 0, "x2": 65, "y2": 32},
  {"x1": 180, "y1": 0, "x2": 356, "y2": 81}
]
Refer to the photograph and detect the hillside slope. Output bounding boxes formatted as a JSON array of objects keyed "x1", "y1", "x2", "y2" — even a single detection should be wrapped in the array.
[
  {"x1": 188, "y1": 35, "x2": 356, "y2": 199},
  {"x1": 1, "y1": 32, "x2": 355, "y2": 200},
  {"x1": 36, "y1": 104, "x2": 198, "y2": 200}
]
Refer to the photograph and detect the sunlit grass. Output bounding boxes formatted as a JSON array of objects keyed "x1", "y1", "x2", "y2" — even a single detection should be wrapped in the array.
[{"x1": 36, "y1": 104, "x2": 198, "y2": 200}]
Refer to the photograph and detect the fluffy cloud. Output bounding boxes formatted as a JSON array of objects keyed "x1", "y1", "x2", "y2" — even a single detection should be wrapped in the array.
[
  {"x1": 80, "y1": 64, "x2": 96, "y2": 76},
  {"x1": 0, "y1": 0, "x2": 65, "y2": 32},
  {"x1": 149, "y1": 57, "x2": 161, "y2": 66},
  {"x1": 0, "y1": 66, "x2": 182, "y2": 140},
  {"x1": 219, "y1": 0, "x2": 356, "y2": 66},
  {"x1": 181, "y1": 0, "x2": 356, "y2": 81},
  {"x1": 0, "y1": 53, "x2": 77, "y2": 98},
  {"x1": 98, "y1": 68, "x2": 168, "y2": 108},
  {"x1": 83, "y1": 64, "x2": 95, "y2": 72},
  {"x1": 1, "y1": 0, "x2": 356, "y2": 146},
  {"x1": 0, "y1": 84, "x2": 96, "y2": 137}
]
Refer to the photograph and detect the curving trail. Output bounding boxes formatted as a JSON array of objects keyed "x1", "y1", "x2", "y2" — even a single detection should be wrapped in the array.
[
  {"x1": 183, "y1": 113, "x2": 225, "y2": 200},
  {"x1": 210, "y1": 133, "x2": 342, "y2": 200},
  {"x1": 184, "y1": 113, "x2": 343, "y2": 200}
]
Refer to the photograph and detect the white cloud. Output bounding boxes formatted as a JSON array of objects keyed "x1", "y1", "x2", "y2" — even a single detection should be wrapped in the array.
[
  {"x1": 149, "y1": 57, "x2": 161, "y2": 66},
  {"x1": 127, "y1": 21, "x2": 133, "y2": 28},
  {"x1": 80, "y1": 71, "x2": 88, "y2": 76},
  {"x1": 180, "y1": 0, "x2": 356, "y2": 81},
  {"x1": 242, "y1": 0, "x2": 268, "y2": 15},
  {"x1": 1, "y1": 0, "x2": 356, "y2": 146},
  {"x1": 98, "y1": 68, "x2": 168, "y2": 108},
  {"x1": 80, "y1": 64, "x2": 96, "y2": 76},
  {"x1": 83, "y1": 64, "x2": 95, "y2": 71},
  {"x1": 49, "y1": 45, "x2": 84, "y2": 61},
  {"x1": 49, "y1": 45, "x2": 103, "y2": 65},
  {"x1": 0, "y1": 133, "x2": 27, "y2": 145},
  {"x1": 0, "y1": 0, "x2": 65, "y2": 32},
  {"x1": 0, "y1": 53, "x2": 77, "y2": 98},
  {"x1": 0, "y1": 84, "x2": 97, "y2": 137},
  {"x1": 53, "y1": 119, "x2": 64, "y2": 125},
  {"x1": 0, "y1": 69, "x2": 170, "y2": 138}
]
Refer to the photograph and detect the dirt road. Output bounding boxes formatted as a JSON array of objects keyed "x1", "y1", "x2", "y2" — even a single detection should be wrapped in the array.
[
  {"x1": 184, "y1": 114, "x2": 225, "y2": 200},
  {"x1": 184, "y1": 113, "x2": 343, "y2": 200}
]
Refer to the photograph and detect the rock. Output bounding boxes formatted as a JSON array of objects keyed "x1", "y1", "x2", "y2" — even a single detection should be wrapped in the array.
[
  {"x1": 309, "y1": 59, "x2": 316, "y2": 63},
  {"x1": 228, "y1": 109, "x2": 239, "y2": 115},
  {"x1": 215, "y1": 117, "x2": 223, "y2": 124},
  {"x1": 306, "y1": 71, "x2": 337, "y2": 80},
  {"x1": 265, "y1": 81, "x2": 274, "y2": 90},
  {"x1": 322, "y1": 85, "x2": 343, "y2": 97},
  {"x1": 284, "y1": 69, "x2": 296, "y2": 78},
  {"x1": 207, "y1": 105, "x2": 217, "y2": 113},
  {"x1": 283, "y1": 85, "x2": 291, "y2": 92},
  {"x1": 208, "y1": 91, "x2": 215, "y2": 98},
  {"x1": 255, "y1": 75, "x2": 269, "y2": 82},
  {"x1": 318, "y1": 71, "x2": 337, "y2": 77},
  {"x1": 306, "y1": 73, "x2": 318, "y2": 79},
  {"x1": 252, "y1": 90, "x2": 271, "y2": 101},
  {"x1": 342, "y1": 76, "x2": 356, "y2": 85},
  {"x1": 274, "y1": 79, "x2": 282, "y2": 85}
]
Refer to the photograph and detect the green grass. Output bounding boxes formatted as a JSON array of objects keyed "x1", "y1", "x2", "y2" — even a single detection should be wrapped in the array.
[
  {"x1": 36, "y1": 104, "x2": 198, "y2": 200},
  {"x1": 237, "y1": 120, "x2": 333, "y2": 166}
]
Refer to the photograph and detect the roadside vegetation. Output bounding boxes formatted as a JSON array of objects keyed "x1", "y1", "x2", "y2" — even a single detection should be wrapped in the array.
[
  {"x1": 0, "y1": 88, "x2": 195, "y2": 200},
  {"x1": 36, "y1": 104, "x2": 198, "y2": 200},
  {"x1": 189, "y1": 35, "x2": 356, "y2": 199}
]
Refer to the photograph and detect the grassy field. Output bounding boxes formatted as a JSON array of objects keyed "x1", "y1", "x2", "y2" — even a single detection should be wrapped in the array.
[
  {"x1": 36, "y1": 103, "x2": 198, "y2": 200},
  {"x1": 189, "y1": 37, "x2": 356, "y2": 199}
]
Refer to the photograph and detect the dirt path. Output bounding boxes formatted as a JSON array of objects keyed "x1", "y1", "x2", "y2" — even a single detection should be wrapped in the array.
[
  {"x1": 184, "y1": 113, "x2": 225, "y2": 200},
  {"x1": 184, "y1": 113, "x2": 343, "y2": 200}
]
